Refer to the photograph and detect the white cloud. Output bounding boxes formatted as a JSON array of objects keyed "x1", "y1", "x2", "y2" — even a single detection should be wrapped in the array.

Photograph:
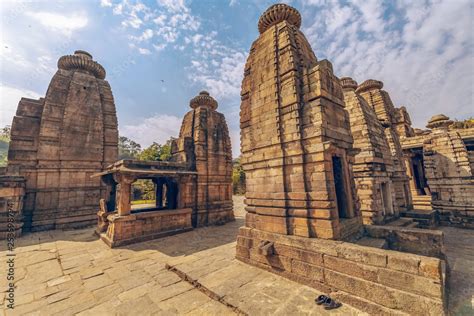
[
  {"x1": 229, "y1": 0, "x2": 238, "y2": 7},
  {"x1": 135, "y1": 29, "x2": 154, "y2": 42},
  {"x1": 153, "y1": 43, "x2": 167, "y2": 52},
  {"x1": 138, "y1": 47, "x2": 151, "y2": 55},
  {"x1": 120, "y1": 114, "x2": 182, "y2": 147},
  {"x1": 0, "y1": 85, "x2": 41, "y2": 128},
  {"x1": 101, "y1": 0, "x2": 200, "y2": 53},
  {"x1": 113, "y1": 3, "x2": 123, "y2": 15},
  {"x1": 301, "y1": 0, "x2": 473, "y2": 128},
  {"x1": 153, "y1": 14, "x2": 167, "y2": 26},
  {"x1": 26, "y1": 11, "x2": 88, "y2": 36},
  {"x1": 100, "y1": 0, "x2": 112, "y2": 8}
]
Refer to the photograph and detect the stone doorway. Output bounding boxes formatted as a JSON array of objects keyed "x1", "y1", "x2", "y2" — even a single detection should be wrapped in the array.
[
  {"x1": 154, "y1": 177, "x2": 179, "y2": 210},
  {"x1": 381, "y1": 182, "x2": 394, "y2": 215},
  {"x1": 412, "y1": 151, "x2": 428, "y2": 195},
  {"x1": 332, "y1": 156, "x2": 349, "y2": 219}
]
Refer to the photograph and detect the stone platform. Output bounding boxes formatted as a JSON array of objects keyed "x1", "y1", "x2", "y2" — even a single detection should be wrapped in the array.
[{"x1": 0, "y1": 196, "x2": 472, "y2": 315}]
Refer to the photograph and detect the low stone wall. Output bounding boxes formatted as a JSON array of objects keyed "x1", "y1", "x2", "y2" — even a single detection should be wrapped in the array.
[
  {"x1": 236, "y1": 227, "x2": 446, "y2": 315},
  {"x1": 101, "y1": 208, "x2": 193, "y2": 247},
  {"x1": 365, "y1": 225, "x2": 445, "y2": 258},
  {"x1": 0, "y1": 175, "x2": 25, "y2": 239}
]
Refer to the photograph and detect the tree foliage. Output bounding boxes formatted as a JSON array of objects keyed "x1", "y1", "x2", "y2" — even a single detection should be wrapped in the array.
[
  {"x1": 0, "y1": 125, "x2": 11, "y2": 167},
  {"x1": 137, "y1": 138, "x2": 174, "y2": 162},
  {"x1": 451, "y1": 117, "x2": 474, "y2": 129},
  {"x1": 118, "y1": 136, "x2": 141, "y2": 159},
  {"x1": 232, "y1": 157, "x2": 245, "y2": 195}
]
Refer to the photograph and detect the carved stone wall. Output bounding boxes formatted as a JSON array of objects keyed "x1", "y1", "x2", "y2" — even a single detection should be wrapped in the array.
[
  {"x1": 341, "y1": 77, "x2": 396, "y2": 224},
  {"x1": 357, "y1": 80, "x2": 412, "y2": 212},
  {"x1": 173, "y1": 91, "x2": 234, "y2": 227},
  {"x1": 6, "y1": 50, "x2": 118, "y2": 231}
]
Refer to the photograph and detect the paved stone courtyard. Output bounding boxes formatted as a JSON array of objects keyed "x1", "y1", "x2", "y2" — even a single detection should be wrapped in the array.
[
  {"x1": 1, "y1": 197, "x2": 361, "y2": 315},
  {"x1": 1, "y1": 196, "x2": 473, "y2": 315}
]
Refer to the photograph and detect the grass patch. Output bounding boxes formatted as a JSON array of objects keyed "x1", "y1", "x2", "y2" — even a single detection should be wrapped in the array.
[{"x1": 131, "y1": 199, "x2": 156, "y2": 205}]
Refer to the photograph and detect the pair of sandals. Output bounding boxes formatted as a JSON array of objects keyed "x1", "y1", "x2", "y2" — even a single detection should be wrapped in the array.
[{"x1": 315, "y1": 295, "x2": 341, "y2": 310}]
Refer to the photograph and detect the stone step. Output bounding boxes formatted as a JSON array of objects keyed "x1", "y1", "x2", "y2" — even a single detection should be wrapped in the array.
[
  {"x1": 400, "y1": 210, "x2": 436, "y2": 219},
  {"x1": 354, "y1": 237, "x2": 388, "y2": 249},
  {"x1": 406, "y1": 222, "x2": 419, "y2": 228},
  {"x1": 388, "y1": 217, "x2": 414, "y2": 227}
]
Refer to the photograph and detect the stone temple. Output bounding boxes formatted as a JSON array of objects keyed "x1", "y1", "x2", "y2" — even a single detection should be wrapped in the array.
[
  {"x1": 401, "y1": 114, "x2": 474, "y2": 228},
  {"x1": 341, "y1": 77, "x2": 396, "y2": 225},
  {"x1": 95, "y1": 91, "x2": 234, "y2": 247},
  {"x1": 239, "y1": 4, "x2": 361, "y2": 240},
  {"x1": 235, "y1": 4, "x2": 455, "y2": 314},
  {"x1": 1, "y1": 50, "x2": 118, "y2": 236},
  {"x1": 0, "y1": 3, "x2": 473, "y2": 315},
  {"x1": 356, "y1": 79, "x2": 412, "y2": 213}
]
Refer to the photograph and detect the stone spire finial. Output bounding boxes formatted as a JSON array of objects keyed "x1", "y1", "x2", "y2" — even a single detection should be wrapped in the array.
[
  {"x1": 426, "y1": 114, "x2": 452, "y2": 129},
  {"x1": 340, "y1": 77, "x2": 358, "y2": 90},
  {"x1": 258, "y1": 3, "x2": 301, "y2": 34},
  {"x1": 356, "y1": 79, "x2": 384, "y2": 94},
  {"x1": 189, "y1": 90, "x2": 218, "y2": 110},
  {"x1": 57, "y1": 50, "x2": 106, "y2": 79}
]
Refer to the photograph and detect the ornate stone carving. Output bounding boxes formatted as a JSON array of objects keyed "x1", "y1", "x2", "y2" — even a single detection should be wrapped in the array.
[
  {"x1": 58, "y1": 50, "x2": 106, "y2": 79},
  {"x1": 257, "y1": 3, "x2": 301, "y2": 34}
]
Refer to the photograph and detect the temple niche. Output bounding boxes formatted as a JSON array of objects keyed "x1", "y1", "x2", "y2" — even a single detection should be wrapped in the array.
[
  {"x1": 2, "y1": 50, "x2": 118, "y2": 233},
  {"x1": 96, "y1": 91, "x2": 234, "y2": 247},
  {"x1": 341, "y1": 77, "x2": 396, "y2": 224},
  {"x1": 236, "y1": 4, "x2": 447, "y2": 315},
  {"x1": 356, "y1": 79, "x2": 412, "y2": 213}
]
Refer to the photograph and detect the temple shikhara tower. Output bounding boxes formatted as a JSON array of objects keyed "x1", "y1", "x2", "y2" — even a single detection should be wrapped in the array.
[
  {"x1": 341, "y1": 77, "x2": 396, "y2": 224},
  {"x1": 173, "y1": 91, "x2": 234, "y2": 226},
  {"x1": 5, "y1": 50, "x2": 118, "y2": 232},
  {"x1": 356, "y1": 79, "x2": 412, "y2": 213},
  {"x1": 239, "y1": 4, "x2": 361, "y2": 241}
]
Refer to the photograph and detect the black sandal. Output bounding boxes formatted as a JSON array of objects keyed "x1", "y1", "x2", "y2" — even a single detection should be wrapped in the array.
[
  {"x1": 323, "y1": 297, "x2": 342, "y2": 310},
  {"x1": 315, "y1": 295, "x2": 327, "y2": 305}
]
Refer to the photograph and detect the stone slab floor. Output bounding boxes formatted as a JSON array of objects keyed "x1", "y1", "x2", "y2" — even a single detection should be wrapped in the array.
[{"x1": 0, "y1": 196, "x2": 472, "y2": 315}]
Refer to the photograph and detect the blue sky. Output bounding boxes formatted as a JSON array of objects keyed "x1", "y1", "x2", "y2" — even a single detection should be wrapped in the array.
[{"x1": 1, "y1": 0, "x2": 473, "y2": 157}]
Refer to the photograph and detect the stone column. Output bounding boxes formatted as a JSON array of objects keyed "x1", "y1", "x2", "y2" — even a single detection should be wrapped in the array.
[{"x1": 113, "y1": 174, "x2": 134, "y2": 216}]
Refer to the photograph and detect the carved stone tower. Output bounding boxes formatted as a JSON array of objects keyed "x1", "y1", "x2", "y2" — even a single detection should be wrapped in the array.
[
  {"x1": 356, "y1": 80, "x2": 412, "y2": 212},
  {"x1": 173, "y1": 91, "x2": 234, "y2": 227},
  {"x1": 7, "y1": 50, "x2": 118, "y2": 231},
  {"x1": 238, "y1": 4, "x2": 361, "y2": 242},
  {"x1": 341, "y1": 77, "x2": 396, "y2": 224},
  {"x1": 424, "y1": 114, "x2": 474, "y2": 226}
]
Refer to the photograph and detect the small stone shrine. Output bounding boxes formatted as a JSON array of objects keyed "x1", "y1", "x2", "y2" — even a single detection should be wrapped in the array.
[{"x1": 95, "y1": 91, "x2": 234, "y2": 247}]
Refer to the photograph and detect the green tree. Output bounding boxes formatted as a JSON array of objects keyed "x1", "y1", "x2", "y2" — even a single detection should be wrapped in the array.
[
  {"x1": 0, "y1": 125, "x2": 11, "y2": 167},
  {"x1": 137, "y1": 138, "x2": 175, "y2": 162},
  {"x1": 232, "y1": 157, "x2": 245, "y2": 195},
  {"x1": 138, "y1": 142, "x2": 162, "y2": 161},
  {"x1": 451, "y1": 117, "x2": 474, "y2": 129},
  {"x1": 118, "y1": 136, "x2": 141, "y2": 159}
]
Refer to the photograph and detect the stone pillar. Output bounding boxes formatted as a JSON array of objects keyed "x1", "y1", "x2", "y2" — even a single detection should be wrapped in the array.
[{"x1": 114, "y1": 174, "x2": 134, "y2": 216}]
